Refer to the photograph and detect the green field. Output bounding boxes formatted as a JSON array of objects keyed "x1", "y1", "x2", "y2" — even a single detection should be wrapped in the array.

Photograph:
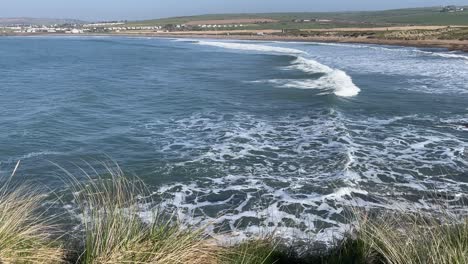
[{"x1": 127, "y1": 6, "x2": 468, "y2": 29}]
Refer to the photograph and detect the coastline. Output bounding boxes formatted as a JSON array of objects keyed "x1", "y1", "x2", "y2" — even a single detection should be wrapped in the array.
[
  {"x1": 2, "y1": 31, "x2": 468, "y2": 53},
  {"x1": 144, "y1": 33, "x2": 468, "y2": 52}
]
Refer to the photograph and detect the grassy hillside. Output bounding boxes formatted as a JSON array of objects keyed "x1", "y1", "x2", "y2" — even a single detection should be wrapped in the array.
[{"x1": 127, "y1": 7, "x2": 468, "y2": 28}]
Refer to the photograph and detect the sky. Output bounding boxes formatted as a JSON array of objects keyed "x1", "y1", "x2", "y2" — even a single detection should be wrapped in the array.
[{"x1": 1, "y1": 0, "x2": 468, "y2": 21}]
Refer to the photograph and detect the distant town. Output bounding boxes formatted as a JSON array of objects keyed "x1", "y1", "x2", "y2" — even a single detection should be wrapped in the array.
[
  {"x1": 1, "y1": 5, "x2": 467, "y2": 36},
  {"x1": 1, "y1": 22, "x2": 163, "y2": 34},
  {"x1": 0, "y1": 18, "x2": 273, "y2": 34},
  {"x1": 0, "y1": 21, "x2": 263, "y2": 34}
]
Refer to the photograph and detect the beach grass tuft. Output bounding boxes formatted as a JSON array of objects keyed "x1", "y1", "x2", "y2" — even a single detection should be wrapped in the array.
[
  {"x1": 349, "y1": 209, "x2": 468, "y2": 264},
  {"x1": 66, "y1": 165, "x2": 221, "y2": 264},
  {"x1": 220, "y1": 238, "x2": 283, "y2": 264},
  {"x1": 1, "y1": 162, "x2": 467, "y2": 264},
  {"x1": 215, "y1": 207, "x2": 468, "y2": 264},
  {"x1": 0, "y1": 161, "x2": 64, "y2": 264}
]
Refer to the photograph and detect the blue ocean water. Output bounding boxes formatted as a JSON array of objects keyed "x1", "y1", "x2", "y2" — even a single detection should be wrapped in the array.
[{"x1": 1, "y1": 36, "x2": 467, "y2": 239}]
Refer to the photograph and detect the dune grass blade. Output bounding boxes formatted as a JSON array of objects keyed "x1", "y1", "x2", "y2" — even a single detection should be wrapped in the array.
[
  {"x1": 0, "y1": 162, "x2": 64, "y2": 264},
  {"x1": 220, "y1": 238, "x2": 283, "y2": 264},
  {"x1": 348, "y1": 210, "x2": 468, "y2": 264},
  {"x1": 67, "y1": 165, "x2": 221, "y2": 264}
]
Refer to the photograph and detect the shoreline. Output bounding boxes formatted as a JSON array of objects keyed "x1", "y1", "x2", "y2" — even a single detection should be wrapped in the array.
[
  {"x1": 147, "y1": 33, "x2": 468, "y2": 52},
  {"x1": 3, "y1": 32, "x2": 468, "y2": 53}
]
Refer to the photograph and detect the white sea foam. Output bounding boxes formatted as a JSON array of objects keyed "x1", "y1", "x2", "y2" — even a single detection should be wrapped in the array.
[
  {"x1": 140, "y1": 111, "x2": 468, "y2": 241},
  {"x1": 416, "y1": 50, "x2": 468, "y2": 61},
  {"x1": 308, "y1": 41, "x2": 376, "y2": 49},
  {"x1": 432, "y1": 52, "x2": 468, "y2": 61},
  {"x1": 170, "y1": 38, "x2": 199, "y2": 43},
  {"x1": 307, "y1": 41, "x2": 468, "y2": 63},
  {"x1": 252, "y1": 57, "x2": 361, "y2": 97},
  {"x1": 288, "y1": 57, "x2": 360, "y2": 97},
  {"x1": 1, "y1": 151, "x2": 63, "y2": 164},
  {"x1": 196, "y1": 41, "x2": 361, "y2": 97},
  {"x1": 197, "y1": 40, "x2": 306, "y2": 54},
  {"x1": 19, "y1": 151, "x2": 62, "y2": 160}
]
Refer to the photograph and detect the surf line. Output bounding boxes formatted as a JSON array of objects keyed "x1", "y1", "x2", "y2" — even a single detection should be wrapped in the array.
[{"x1": 196, "y1": 40, "x2": 361, "y2": 97}]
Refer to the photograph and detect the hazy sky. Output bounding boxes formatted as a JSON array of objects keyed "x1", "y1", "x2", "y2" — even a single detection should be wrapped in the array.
[{"x1": 1, "y1": 0, "x2": 468, "y2": 21}]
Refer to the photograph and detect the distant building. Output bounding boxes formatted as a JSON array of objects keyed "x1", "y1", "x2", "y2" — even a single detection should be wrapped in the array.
[{"x1": 83, "y1": 22, "x2": 125, "y2": 27}]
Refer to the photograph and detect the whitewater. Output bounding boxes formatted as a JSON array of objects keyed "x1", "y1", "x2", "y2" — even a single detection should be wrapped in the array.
[{"x1": 197, "y1": 40, "x2": 361, "y2": 97}]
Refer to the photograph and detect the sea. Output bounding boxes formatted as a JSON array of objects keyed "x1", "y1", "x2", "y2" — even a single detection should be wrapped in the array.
[{"x1": 0, "y1": 36, "x2": 467, "y2": 241}]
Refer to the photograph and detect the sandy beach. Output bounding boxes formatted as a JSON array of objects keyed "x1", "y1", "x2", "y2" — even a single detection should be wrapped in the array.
[{"x1": 109, "y1": 26, "x2": 468, "y2": 52}]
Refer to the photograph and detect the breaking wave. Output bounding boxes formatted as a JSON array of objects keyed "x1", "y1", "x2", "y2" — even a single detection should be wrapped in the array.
[
  {"x1": 197, "y1": 41, "x2": 361, "y2": 97},
  {"x1": 197, "y1": 40, "x2": 306, "y2": 54},
  {"x1": 419, "y1": 50, "x2": 468, "y2": 61},
  {"x1": 142, "y1": 111, "x2": 468, "y2": 242},
  {"x1": 285, "y1": 57, "x2": 360, "y2": 97},
  {"x1": 306, "y1": 41, "x2": 468, "y2": 62}
]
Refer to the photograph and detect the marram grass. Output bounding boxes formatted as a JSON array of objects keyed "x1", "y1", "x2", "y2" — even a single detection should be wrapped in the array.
[
  {"x1": 0, "y1": 161, "x2": 64, "y2": 264},
  {"x1": 350, "y1": 209, "x2": 468, "y2": 264},
  {"x1": 1, "y1": 162, "x2": 467, "y2": 264},
  {"x1": 64, "y1": 165, "x2": 222, "y2": 264}
]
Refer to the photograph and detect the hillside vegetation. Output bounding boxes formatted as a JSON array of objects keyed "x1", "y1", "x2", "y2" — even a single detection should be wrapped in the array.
[{"x1": 127, "y1": 7, "x2": 468, "y2": 28}]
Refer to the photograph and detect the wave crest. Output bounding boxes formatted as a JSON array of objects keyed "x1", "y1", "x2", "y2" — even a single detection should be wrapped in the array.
[
  {"x1": 197, "y1": 40, "x2": 305, "y2": 54},
  {"x1": 196, "y1": 41, "x2": 361, "y2": 97},
  {"x1": 287, "y1": 57, "x2": 361, "y2": 97}
]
